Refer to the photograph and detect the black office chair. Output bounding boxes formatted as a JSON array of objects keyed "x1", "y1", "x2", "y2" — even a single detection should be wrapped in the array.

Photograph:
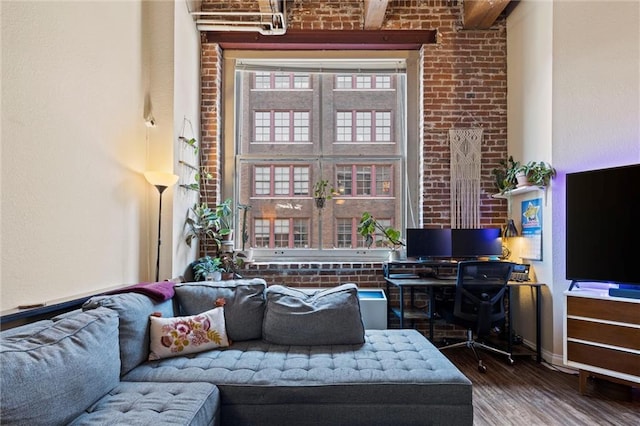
[{"x1": 440, "y1": 260, "x2": 515, "y2": 373}]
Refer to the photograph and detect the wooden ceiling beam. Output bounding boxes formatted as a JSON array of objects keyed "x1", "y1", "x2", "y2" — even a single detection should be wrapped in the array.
[
  {"x1": 364, "y1": 0, "x2": 389, "y2": 30},
  {"x1": 204, "y1": 29, "x2": 437, "y2": 50},
  {"x1": 463, "y1": 0, "x2": 511, "y2": 30}
]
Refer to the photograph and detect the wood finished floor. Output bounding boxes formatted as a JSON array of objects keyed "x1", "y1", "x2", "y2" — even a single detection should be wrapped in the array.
[{"x1": 442, "y1": 347, "x2": 639, "y2": 426}]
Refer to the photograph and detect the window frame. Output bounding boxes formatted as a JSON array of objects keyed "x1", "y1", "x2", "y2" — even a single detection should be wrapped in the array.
[{"x1": 222, "y1": 50, "x2": 422, "y2": 262}]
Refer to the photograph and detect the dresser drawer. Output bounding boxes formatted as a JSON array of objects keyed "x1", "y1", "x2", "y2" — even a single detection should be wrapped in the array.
[
  {"x1": 567, "y1": 341, "x2": 640, "y2": 377},
  {"x1": 567, "y1": 318, "x2": 640, "y2": 350},
  {"x1": 567, "y1": 296, "x2": 640, "y2": 325}
]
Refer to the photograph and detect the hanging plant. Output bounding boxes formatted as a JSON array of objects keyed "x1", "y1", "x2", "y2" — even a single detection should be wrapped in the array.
[{"x1": 313, "y1": 179, "x2": 335, "y2": 209}]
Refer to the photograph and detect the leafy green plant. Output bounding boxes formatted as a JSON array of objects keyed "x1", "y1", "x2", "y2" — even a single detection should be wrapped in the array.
[
  {"x1": 313, "y1": 179, "x2": 335, "y2": 208},
  {"x1": 522, "y1": 161, "x2": 556, "y2": 186},
  {"x1": 492, "y1": 155, "x2": 519, "y2": 193},
  {"x1": 192, "y1": 256, "x2": 221, "y2": 281},
  {"x1": 179, "y1": 136, "x2": 198, "y2": 154},
  {"x1": 215, "y1": 198, "x2": 234, "y2": 238},
  {"x1": 185, "y1": 202, "x2": 219, "y2": 249},
  {"x1": 357, "y1": 212, "x2": 404, "y2": 249}
]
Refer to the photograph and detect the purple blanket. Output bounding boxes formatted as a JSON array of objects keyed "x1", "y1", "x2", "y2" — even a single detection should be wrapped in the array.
[{"x1": 105, "y1": 281, "x2": 175, "y2": 302}]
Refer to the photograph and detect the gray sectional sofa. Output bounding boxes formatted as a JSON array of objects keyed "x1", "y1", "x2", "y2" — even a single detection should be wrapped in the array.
[{"x1": 1, "y1": 279, "x2": 473, "y2": 425}]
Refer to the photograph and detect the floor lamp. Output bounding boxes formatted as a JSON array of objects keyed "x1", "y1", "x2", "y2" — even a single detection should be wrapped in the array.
[{"x1": 144, "y1": 171, "x2": 179, "y2": 282}]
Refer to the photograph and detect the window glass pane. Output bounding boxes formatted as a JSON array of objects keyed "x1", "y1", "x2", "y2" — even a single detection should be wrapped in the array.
[
  {"x1": 356, "y1": 112, "x2": 371, "y2": 142},
  {"x1": 336, "y1": 111, "x2": 352, "y2": 142},
  {"x1": 336, "y1": 165, "x2": 352, "y2": 196},
  {"x1": 336, "y1": 75, "x2": 351, "y2": 89},
  {"x1": 375, "y1": 111, "x2": 391, "y2": 141},
  {"x1": 293, "y1": 74, "x2": 309, "y2": 88},
  {"x1": 336, "y1": 218, "x2": 353, "y2": 248},
  {"x1": 356, "y1": 75, "x2": 371, "y2": 89},
  {"x1": 274, "y1": 219, "x2": 289, "y2": 247},
  {"x1": 356, "y1": 166, "x2": 372, "y2": 195},
  {"x1": 274, "y1": 112, "x2": 290, "y2": 142},
  {"x1": 254, "y1": 166, "x2": 271, "y2": 195},
  {"x1": 293, "y1": 219, "x2": 308, "y2": 248},
  {"x1": 255, "y1": 72, "x2": 271, "y2": 89},
  {"x1": 234, "y1": 59, "x2": 408, "y2": 257},
  {"x1": 254, "y1": 219, "x2": 270, "y2": 247},
  {"x1": 376, "y1": 165, "x2": 392, "y2": 195},
  {"x1": 274, "y1": 74, "x2": 290, "y2": 89},
  {"x1": 274, "y1": 166, "x2": 290, "y2": 195},
  {"x1": 255, "y1": 111, "x2": 271, "y2": 141},
  {"x1": 376, "y1": 75, "x2": 391, "y2": 89},
  {"x1": 293, "y1": 166, "x2": 309, "y2": 195},
  {"x1": 293, "y1": 112, "x2": 309, "y2": 141}
]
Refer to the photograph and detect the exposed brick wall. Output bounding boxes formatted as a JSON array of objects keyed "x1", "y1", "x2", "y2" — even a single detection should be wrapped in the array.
[{"x1": 198, "y1": 0, "x2": 507, "y2": 342}]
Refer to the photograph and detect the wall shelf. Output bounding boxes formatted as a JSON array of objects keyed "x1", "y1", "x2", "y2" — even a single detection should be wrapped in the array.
[{"x1": 492, "y1": 185, "x2": 545, "y2": 199}]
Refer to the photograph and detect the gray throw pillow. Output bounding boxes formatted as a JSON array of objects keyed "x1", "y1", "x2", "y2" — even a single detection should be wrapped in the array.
[
  {"x1": 263, "y1": 283, "x2": 365, "y2": 346},
  {"x1": 174, "y1": 279, "x2": 267, "y2": 342}
]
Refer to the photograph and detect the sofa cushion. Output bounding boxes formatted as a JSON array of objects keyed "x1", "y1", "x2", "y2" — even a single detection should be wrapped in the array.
[
  {"x1": 262, "y1": 283, "x2": 365, "y2": 345},
  {"x1": 0, "y1": 308, "x2": 120, "y2": 425},
  {"x1": 149, "y1": 307, "x2": 230, "y2": 361},
  {"x1": 69, "y1": 382, "x2": 220, "y2": 426},
  {"x1": 83, "y1": 292, "x2": 175, "y2": 375},
  {"x1": 175, "y1": 279, "x2": 266, "y2": 342}
]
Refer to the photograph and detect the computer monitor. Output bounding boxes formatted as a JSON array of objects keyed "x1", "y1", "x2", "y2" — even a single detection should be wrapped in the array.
[
  {"x1": 451, "y1": 228, "x2": 502, "y2": 259},
  {"x1": 405, "y1": 228, "x2": 453, "y2": 260}
]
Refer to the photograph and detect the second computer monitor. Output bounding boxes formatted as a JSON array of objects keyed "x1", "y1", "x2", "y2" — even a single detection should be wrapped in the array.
[
  {"x1": 451, "y1": 228, "x2": 502, "y2": 258},
  {"x1": 406, "y1": 228, "x2": 452, "y2": 260}
]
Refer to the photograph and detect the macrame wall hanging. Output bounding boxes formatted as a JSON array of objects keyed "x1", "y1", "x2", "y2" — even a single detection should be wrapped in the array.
[{"x1": 449, "y1": 127, "x2": 482, "y2": 228}]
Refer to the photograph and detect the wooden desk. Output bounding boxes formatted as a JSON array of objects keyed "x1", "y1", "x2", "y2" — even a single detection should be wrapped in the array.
[{"x1": 385, "y1": 277, "x2": 544, "y2": 362}]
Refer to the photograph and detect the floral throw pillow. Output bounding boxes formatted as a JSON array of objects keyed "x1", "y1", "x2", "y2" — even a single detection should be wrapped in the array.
[{"x1": 148, "y1": 307, "x2": 229, "y2": 360}]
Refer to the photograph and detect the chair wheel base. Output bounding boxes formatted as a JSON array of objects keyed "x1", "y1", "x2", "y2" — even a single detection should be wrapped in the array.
[{"x1": 478, "y1": 361, "x2": 487, "y2": 373}]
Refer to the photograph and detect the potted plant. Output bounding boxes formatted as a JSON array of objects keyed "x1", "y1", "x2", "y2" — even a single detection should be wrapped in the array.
[
  {"x1": 185, "y1": 202, "x2": 220, "y2": 251},
  {"x1": 357, "y1": 212, "x2": 405, "y2": 251},
  {"x1": 192, "y1": 256, "x2": 222, "y2": 281},
  {"x1": 523, "y1": 161, "x2": 556, "y2": 186},
  {"x1": 313, "y1": 179, "x2": 335, "y2": 209},
  {"x1": 215, "y1": 198, "x2": 234, "y2": 241},
  {"x1": 492, "y1": 156, "x2": 520, "y2": 194},
  {"x1": 218, "y1": 252, "x2": 245, "y2": 280}
]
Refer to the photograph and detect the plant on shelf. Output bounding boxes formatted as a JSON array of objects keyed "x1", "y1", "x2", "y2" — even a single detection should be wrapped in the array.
[
  {"x1": 357, "y1": 212, "x2": 405, "y2": 250},
  {"x1": 492, "y1": 156, "x2": 520, "y2": 194},
  {"x1": 520, "y1": 161, "x2": 556, "y2": 187},
  {"x1": 313, "y1": 179, "x2": 335, "y2": 209},
  {"x1": 492, "y1": 156, "x2": 556, "y2": 193}
]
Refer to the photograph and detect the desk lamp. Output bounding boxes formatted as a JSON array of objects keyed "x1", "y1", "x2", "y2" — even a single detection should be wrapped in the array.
[
  {"x1": 503, "y1": 219, "x2": 519, "y2": 238},
  {"x1": 144, "y1": 171, "x2": 179, "y2": 281}
]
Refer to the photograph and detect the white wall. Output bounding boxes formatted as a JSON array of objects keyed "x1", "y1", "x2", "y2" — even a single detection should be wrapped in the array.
[
  {"x1": 0, "y1": 1, "x2": 199, "y2": 311},
  {"x1": 508, "y1": 0, "x2": 640, "y2": 364}
]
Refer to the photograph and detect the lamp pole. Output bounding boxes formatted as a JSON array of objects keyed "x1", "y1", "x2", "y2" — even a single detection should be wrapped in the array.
[
  {"x1": 153, "y1": 185, "x2": 168, "y2": 282},
  {"x1": 144, "y1": 171, "x2": 179, "y2": 282}
]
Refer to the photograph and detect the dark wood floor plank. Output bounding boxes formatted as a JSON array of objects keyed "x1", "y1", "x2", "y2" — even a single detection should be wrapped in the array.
[{"x1": 442, "y1": 347, "x2": 639, "y2": 425}]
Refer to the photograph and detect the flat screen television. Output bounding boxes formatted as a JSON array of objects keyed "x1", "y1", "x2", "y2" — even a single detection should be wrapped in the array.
[
  {"x1": 451, "y1": 228, "x2": 502, "y2": 259},
  {"x1": 406, "y1": 228, "x2": 452, "y2": 260},
  {"x1": 566, "y1": 164, "x2": 640, "y2": 285}
]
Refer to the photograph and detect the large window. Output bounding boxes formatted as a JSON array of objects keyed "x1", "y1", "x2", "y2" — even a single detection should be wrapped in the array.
[{"x1": 224, "y1": 52, "x2": 420, "y2": 260}]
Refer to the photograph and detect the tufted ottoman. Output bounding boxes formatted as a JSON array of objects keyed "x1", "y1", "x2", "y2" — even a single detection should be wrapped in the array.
[
  {"x1": 69, "y1": 382, "x2": 220, "y2": 426},
  {"x1": 123, "y1": 329, "x2": 473, "y2": 426}
]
